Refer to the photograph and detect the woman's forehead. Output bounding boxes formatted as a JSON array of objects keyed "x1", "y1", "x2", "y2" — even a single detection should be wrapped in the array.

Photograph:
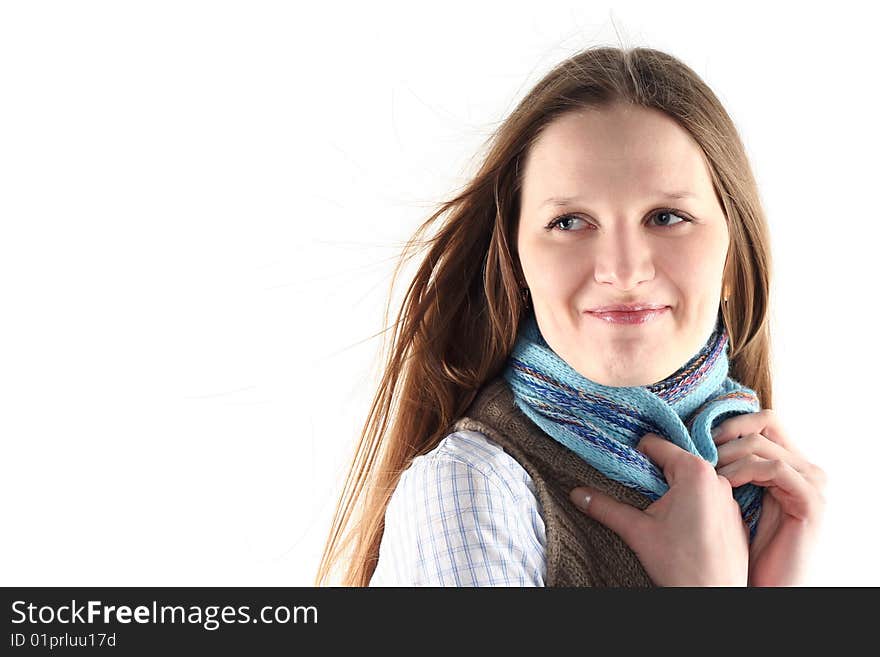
[{"x1": 521, "y1": 111, "x2": 713, "y2": 209}]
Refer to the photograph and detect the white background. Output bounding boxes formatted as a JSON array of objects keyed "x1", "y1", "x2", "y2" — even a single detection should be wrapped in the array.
[{"x1": 1, "y1": 1, "x2": 876, "y2": 586}]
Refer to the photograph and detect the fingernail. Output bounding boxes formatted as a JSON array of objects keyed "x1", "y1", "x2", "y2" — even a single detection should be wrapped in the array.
[{"x1": 571, "y1": 487, "x2": 592, "y2": 510}]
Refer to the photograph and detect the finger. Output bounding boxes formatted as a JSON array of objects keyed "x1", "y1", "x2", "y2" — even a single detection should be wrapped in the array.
[
  {"x1": 716, "y1": 432, "x2": 816, "y2": 483},
  {"x1": 716, "y1": 455, "x2": 820, "y2": 520},
  {"x1": 569, "y1": 486, "x2": 648, "y2": 549},
  {"x1": 636, "y1": 433, "x2": 703, "y2": 484},
  {"x1": 712, "y1": 409, "x2": 799, "y2": 454}
]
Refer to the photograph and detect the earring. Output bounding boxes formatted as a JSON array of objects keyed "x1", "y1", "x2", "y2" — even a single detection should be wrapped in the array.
[
  {"x1": 521, "y1": 286, "x2": 530, "y2": 307},
  {"x1": 723, "y1": 287, "x2": 730, "y2": 303}
]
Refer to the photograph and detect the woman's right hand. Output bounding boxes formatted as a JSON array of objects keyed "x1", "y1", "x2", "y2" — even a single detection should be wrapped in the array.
[{"x1": 569, "y1": 433, "x2": 749, "y2": 586}]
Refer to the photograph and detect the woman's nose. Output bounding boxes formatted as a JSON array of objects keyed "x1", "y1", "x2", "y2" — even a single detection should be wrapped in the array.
[{"x1": 591, "y1": 230, "x2": 655, "y2": 290}]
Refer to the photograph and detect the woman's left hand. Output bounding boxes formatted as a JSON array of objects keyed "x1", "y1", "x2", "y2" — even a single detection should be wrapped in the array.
[{"x1": 713, "y1": 409, "x2": 827, "y2": 586}]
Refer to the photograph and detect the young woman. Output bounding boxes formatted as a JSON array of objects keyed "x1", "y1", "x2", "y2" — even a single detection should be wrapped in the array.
[{"x1": 315, "y1": 45, "x2": 826, "y2": 587}]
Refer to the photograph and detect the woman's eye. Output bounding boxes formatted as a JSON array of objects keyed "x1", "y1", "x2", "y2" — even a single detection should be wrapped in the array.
[
  {"x1": 650, "y1": 209, "x2": 690, "y2": 227},
  {"x1": 548, "y1": 215, "x2": 587, "y2": 231},
  {"x1": 546, "y1": 209, "x2": 692, "y2": 232}
]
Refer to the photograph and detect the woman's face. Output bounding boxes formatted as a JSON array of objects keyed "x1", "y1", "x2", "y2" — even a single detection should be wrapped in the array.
[{"x1": 516, "y1": 103, "x2": 730, "y2": 387}]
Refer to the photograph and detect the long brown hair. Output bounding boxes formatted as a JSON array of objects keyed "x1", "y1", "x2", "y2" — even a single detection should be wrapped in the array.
[{"x1": 314, "y1": 45, "x2": 774, "y2": 586}]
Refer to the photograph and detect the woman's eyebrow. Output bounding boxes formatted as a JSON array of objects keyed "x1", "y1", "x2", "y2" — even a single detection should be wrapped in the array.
[{"x1": 539, "y1": 190, "x2": 697, "y2": 208}]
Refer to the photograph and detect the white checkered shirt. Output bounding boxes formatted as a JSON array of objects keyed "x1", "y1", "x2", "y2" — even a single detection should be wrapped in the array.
[{"x1": 369, "y1": 429, "x2": 547, "y2": 586}]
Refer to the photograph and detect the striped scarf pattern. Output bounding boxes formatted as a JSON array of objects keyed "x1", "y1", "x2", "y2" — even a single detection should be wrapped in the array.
[{"x1": 502, "y1": 311, "x2": 765, "y2": 542}]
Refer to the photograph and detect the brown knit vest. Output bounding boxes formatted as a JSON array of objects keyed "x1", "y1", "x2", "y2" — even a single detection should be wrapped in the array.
[{"x1": 449, "y1": 376, "x2": 656, "y2": 587}]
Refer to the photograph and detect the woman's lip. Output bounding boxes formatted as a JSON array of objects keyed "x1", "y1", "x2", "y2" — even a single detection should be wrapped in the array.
[
  {"x1": 588, "y1": 304, "x2": 668, "y2": 312},
  {"x1": 586, "y1": 306, "x2": 670, "y2": 325}
]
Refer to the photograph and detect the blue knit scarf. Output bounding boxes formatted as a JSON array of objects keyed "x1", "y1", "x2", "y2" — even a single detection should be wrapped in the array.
[{"x1": 503, "y1": 310, "x2": 765, "y2": 542}]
